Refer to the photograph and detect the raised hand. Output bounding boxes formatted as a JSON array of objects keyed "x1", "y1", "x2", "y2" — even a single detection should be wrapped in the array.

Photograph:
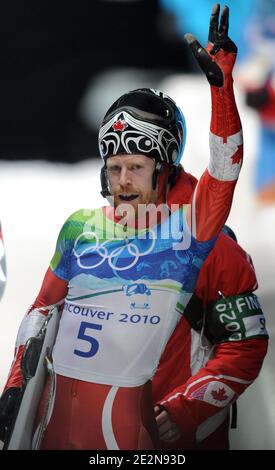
[{"x1": 184, "y1": 4, "x2": 237, "y2": 87}]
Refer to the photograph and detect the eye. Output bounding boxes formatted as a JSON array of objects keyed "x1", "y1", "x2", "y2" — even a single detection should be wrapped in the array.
[
  {"x1": 130, "y1": 164, "x2": 143, "y2": 171},
  {"x1": 107, "y1": 165, "x2": 121, "y2": 176}
]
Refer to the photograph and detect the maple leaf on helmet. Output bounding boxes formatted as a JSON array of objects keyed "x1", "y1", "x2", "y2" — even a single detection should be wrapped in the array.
[{"x1": 112, "y1": 119, "x2": 128, "y2": 132}]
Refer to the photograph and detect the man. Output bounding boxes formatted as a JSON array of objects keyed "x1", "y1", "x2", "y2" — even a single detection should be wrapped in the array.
[{"x1": 1, "y1": 4, "x2": 245, "y2": 449}]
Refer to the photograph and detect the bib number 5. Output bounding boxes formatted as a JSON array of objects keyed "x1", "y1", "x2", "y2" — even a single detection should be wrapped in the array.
[{"x1": 74, "y1": 321, "x2": 102, "y2": 358}]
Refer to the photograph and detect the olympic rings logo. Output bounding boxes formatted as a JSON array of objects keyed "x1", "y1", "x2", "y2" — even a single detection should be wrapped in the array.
[{"x1": 73, "y1": 231, "x2": 156, "y2": 271}]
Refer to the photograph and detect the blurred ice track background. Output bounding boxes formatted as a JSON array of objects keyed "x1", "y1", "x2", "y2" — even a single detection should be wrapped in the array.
[{"x1": 0, "y1": 76, "x2": 274, "y2": 449}]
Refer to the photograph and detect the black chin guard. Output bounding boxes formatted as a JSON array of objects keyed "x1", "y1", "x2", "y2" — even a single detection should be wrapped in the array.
[
  {"x1": 152, "y1": 162, "x2": 163, "y2": 190},
  {"x1": 100, "y1": 165, "x2": 111, "y2": 198}
]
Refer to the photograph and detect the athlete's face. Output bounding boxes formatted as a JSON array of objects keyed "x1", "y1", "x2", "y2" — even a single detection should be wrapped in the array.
[{"x1": 106, "y1": 154, "x2": 158, "y2": 215}]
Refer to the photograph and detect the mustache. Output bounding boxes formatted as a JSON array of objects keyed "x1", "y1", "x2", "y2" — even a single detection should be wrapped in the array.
[{"x1": 113, "y1": 188, "x2": 141, "y2": 197}]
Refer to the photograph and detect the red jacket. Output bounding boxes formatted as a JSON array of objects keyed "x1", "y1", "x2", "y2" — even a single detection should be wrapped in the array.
[{"x1": 152, "y1": 170, "x2": 268, "y2": 450}]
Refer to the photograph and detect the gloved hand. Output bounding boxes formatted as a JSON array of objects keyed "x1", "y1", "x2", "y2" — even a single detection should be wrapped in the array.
[
  {"x1": 0, "y1": 387, "x2": 22, "y2": 442},
  {"x1": 184, "y1": 3, "x2": 237, "y2": 87}
]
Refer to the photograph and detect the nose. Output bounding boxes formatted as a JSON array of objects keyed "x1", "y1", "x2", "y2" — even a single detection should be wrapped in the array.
[{"x1": 118, "y1": 167, "x2": 132, "y2": 187}]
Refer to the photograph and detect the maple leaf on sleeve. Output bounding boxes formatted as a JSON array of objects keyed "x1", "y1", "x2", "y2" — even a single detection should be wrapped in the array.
[
  {"x1": 231, "y1": 144, "x2": 243, "y2": 165},
  {"x1": 211, "y1": 387, "x2": 228, "y2": 402}
]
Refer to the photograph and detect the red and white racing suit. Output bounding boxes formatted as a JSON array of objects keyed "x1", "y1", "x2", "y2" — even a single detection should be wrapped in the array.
[{"x1": 153, "y1": 170, "x2": 268, "y2": 450}]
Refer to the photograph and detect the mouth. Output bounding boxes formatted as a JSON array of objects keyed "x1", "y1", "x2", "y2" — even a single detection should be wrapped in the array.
[{"x1": 118, "y1": 194, "x2": 139, "y2": 202}]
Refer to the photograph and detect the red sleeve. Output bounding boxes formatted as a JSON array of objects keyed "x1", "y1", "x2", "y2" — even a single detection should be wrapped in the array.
[
  {"x1": 5, "y1": 268, "x2": 68, "y2": 390},
  {"x1": 29, "y1": 267, "x2": 68, "y2": 309},
  {"x1": 153, "y1": 234, "x2": 268, "y2": 448},
  {"x1": 195, "y1": 233, "x2": 258, "y2": 303},
  {"x1": 159, "y1": 339, "x2": 267, "y2": 448},
  {"x1": 191, "y1": 49, "x2": 243, "y2": 241}
]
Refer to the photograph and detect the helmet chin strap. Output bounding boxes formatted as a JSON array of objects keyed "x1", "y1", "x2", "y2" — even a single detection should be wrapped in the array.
[
  {"x1": 154, "y1": 163, "x2": 173, "y2": 205},
  {"x1": 100, "y1": 165, "x2": 111, "y2": 198},
  {"x1": 152, "y1": 161, "x2": 163, "y2": 190},
  {"x1": 155, "y1": 164, "x2": 181, "y2": 206}
]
